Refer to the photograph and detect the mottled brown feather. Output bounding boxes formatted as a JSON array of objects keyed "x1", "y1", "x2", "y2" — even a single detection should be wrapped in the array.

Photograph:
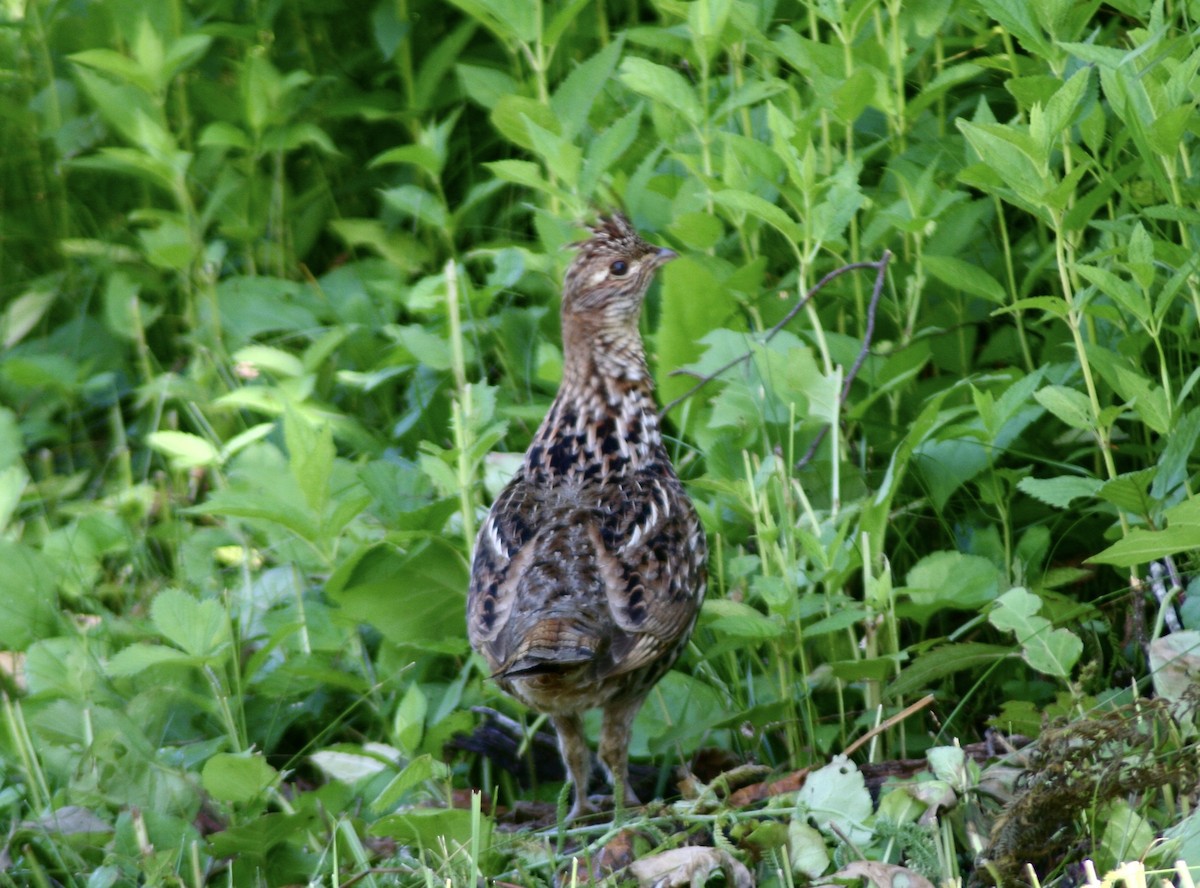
[{"x1": 466, "y1": 212, "x2": 707, "y2": 819}]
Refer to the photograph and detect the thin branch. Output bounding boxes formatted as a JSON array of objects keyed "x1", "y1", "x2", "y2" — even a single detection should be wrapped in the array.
[
  {"x1": 659, "y1": 254, "x2": 893, "y2": 470},
  {"x1": 796, "y1": 249, "x2": 891, "y2": 470}
]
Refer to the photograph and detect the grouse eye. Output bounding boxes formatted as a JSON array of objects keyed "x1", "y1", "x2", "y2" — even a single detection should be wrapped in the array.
[{"x1": 609, "y1": 260, "x2": 629, "y2": 277}]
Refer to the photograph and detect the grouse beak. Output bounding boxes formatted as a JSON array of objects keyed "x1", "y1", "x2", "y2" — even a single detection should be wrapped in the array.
[{"x1": 655, "y1": 246, "x2": 678, "y2": 265}]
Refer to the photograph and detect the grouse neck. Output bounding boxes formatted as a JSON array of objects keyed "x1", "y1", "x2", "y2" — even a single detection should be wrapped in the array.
[{"x1": 525, "y1": 325, "x2": 665, "y2": 479}]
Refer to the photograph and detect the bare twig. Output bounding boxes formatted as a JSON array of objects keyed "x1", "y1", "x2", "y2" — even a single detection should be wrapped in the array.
[
  {"x1": 796, "y1": 250, "x2": 891, "y2": 470},
  {"x1": 659, "y1": 251, "x2": 893, "y2": 472}
]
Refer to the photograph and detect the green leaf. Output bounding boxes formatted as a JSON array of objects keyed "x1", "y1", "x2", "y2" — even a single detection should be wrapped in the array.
[
  {"x1": 550, "y1": 37, "x2": 622, "y2": 139},
  {"x1": 796, "y1": 759, "x2": 872, "y2": 846},
  {"x1": 202, "y1": 752, "x2": 278, "y2": 804},
  {"x1": 712, "y1": 189, "x2": 803, "y2": 243},
  {"x1": 70, "y1": 48, "x2": 156, "y2": 93},
  {"x1": 580, "y1": 103, "x2": 642, "y2": 198},
  {"x1": 372, "y1": 754, "x2": 453, "y2": 812},
  {"x1": 106, "y1": 642, "x2": 197, "y2": 676},
  {"x1": 3, "y1": 287, "x2": 57, "y2": 348},
  {"x1": 655, "y1": 259, "x2": 740, "y2": 419},
  {"x1": 888, "y1": 643, "x2": 1014, "y2": 697},
  {"x1": 898, "y1": 551, "x2": 1001, "y2": 611},
  {"x1": 701, "y1": 598, "x2": 783, "y2": 639},
  {"x1": 1017, "y1": 474, "x2": 1102, "y2": 508},
  {"x1": 1034, "y1": 384, "x2": 1094, "y2": 432},
  {"x1": 393, "y1": 683, "x2": 427, "y2": 756},
  {"x1": 455, "y1": 63, "x2": 519, "y2": 109},
  {"x1": 147, "y1": 430, "x2": 221, "y2": 469},
  {"x1": 924, "y1": 255, "x2": 1006, "y2": 304},
  {"x1": 0, "y1": 541, "x2": 60, "y2": 650},
  {"x1": 1076, "y1": 264, "x2": 1151, "y2": 327},
  {"x1": 150, "y1": 588, "x2": 230, "y2": 659},
  {"x1": 619, "y1": 57, "x2": 702, "y2": 126},
  {"x1": 988, "y1": 587, "x2": 1080, "y2": 678},
  {"x1": 959, "y1": 119, "x2": 1045, "y2": 184},
  {"x1": 326, "y1": 541, "x2": 468, "y2": 653},
  {"x1": 283, "y1": 409, "x2": 335, "y2": 517},
  {"x1": 1089, "y1": 525, "x2": 1200, "y2": 567},
  {"x1": 1095, "y1": 468, "x2": 1157, "y2": 516}
]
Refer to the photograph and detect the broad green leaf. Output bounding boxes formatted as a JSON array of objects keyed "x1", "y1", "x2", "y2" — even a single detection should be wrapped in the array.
[
  {"x1": 619, "y1": 57, "x2": 703, "y2": 126},
  {"x1": 0, "y1": 541, "x2": 60, "y2": 650},
  {"x1": 202, "y1": 752, "x2": 278, "y2": 804},
  {"x1": 489, "y1": 95, "x2": 559, "y2": 152},
  {"x1": 899, "y1": 551, "x2": 1000, "y2": 610},
  {"x1": 381, "y1": 185, "x2": 448, "y2": 231},
  {"x1": 887, "y1": 642, "x2": 1013, "y2": 698},
  {"x1": 701, "y1": 598, "x2": 783, "y2": 639},
  {"x1": 655, "y1": 259, "x2": 740, "y2": 418},
  {"x1": 151, "y1": 588, "x2": 230, "y2": 659},
  {"x1": 372, "y1": 754, "x2": 453, "y2": 812},
  {"x1": 1034, "y1": 384, "x2": 1094, "y2": 432},
  {"x1": 393, "y1": 683, "x2": 427, "y2": 756},
  {"x1": 207, "y1": 812, "x2": 319, "y2": 858},
  {"x1": 70, "y1": 48, "x2": 155, "y2": 93},
  {"x1": 326, "y1": 541, "x2": 468, "y2": 653},
  {"x1": 988, "y1": 587, "x2": 1081, "y2": 677},
  {"x1": 1076, "y1": 264, "x2": 1150, "y2": 327},
  {"x1": 284, "y1": 409, "x2": 335, "y2": 517},
  {"x1": 712, "y1": 189, "x2": 803, "y2": 242},
  {"x1": 1089, "y1": 525, "x2": 1200, "y2": 567},
  {"x1": 455, "y1": 63, "x2": 520, "y2": 109},
  {"x1": 550, "y1": 38, "x2": 622, "y2": 139},
  {"x1": 1096, "y1": 802, "x2": 1155, "y2": 873},
  {"x1": 796, "y1": 758, "x2": 872, "y2": 845},
  {"x1": 1017, "y1": 474, "x2": 1102, "y2": 508},
  {"x1": 106, "y1": 642, "x2": 196, "y2": 676},
  {"x1": 147, "y1": 431, "x2": 221, "y2": 469},
  {"x1": 1095, "y1": 468, "x2": 1157, "y2": 516},
  {"x1": 3, "y1": 288, "x2": 57, "y2": 348},
  {"x1": 233, "y1": 345, "x2": 305, "y2": 379},
  {"x1": 580, "y1": 103, "x2": 642, "y2": 198},
  {"x1": 924, "y1": 255, "x2": 1006, "y2": 304},
  {"x1": 958, "y1": 119, "x2": 1047, "y2": 204},
  {"x1": 0, "y1": 465, "x2": 27, "y2": 533},
  {"x1": 788, "y1": 821, "x2": 830, "y2": 879}
]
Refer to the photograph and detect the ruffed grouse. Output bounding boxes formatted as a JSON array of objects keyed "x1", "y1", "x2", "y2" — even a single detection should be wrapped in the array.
[{"x1": 467, "y1": 213, "x2": 707, "y2": 820}]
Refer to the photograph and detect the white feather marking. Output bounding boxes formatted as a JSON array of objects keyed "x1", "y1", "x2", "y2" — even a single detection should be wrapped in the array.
[{"x1": 487, "y1": 517, "x2": 507, "y2": 560}]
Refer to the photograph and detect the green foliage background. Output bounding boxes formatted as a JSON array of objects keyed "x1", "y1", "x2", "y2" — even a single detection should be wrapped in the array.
[{"x1": 1, "y1": 0, "x2": 1199, "y2": 883}]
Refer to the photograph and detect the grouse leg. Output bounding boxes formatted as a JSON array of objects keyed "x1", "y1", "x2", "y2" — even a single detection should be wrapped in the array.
[
  {"x1": 599, "y1": 694, "x2": 645, "y2": 811},
  {"x1": 551, "y1": 713, "x2": 595, "y2": 820}
]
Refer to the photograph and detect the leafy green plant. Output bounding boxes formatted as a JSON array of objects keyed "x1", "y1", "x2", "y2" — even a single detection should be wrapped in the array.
[{"x1": 1, "y1": 0, "x2": 1199, "y2": 884}]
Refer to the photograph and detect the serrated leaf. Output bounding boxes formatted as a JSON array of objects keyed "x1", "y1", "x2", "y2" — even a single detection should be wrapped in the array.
[
  {"x1": 1034, "y1": 384, "x2": 1094, "y2": 432},
  {"x1": 887, "y1": 643, "x2": 1013, "y2": 698},
  {"x1": 619, "y1": 57, "x2": 702, "y2": 126},
  {"x1": 1089, "y1": 525, "x2": 1200, "y2": 567},
  {"x1": 1017, "y1": 474, "x2": 1102, "y2": 508},
  {"x1": 712, "y1": 189, "x2": 803, "y2": 242},
  {"x1": 151, "y1": 588, "x2": 230, "y2": 659},
  {"x1": 1096, "y1": 468, "x2": 1157, "y2": 516}
]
